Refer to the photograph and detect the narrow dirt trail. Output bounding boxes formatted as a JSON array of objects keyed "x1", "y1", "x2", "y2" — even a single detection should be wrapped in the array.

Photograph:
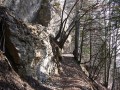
[{"x1": 46, "y1": 56, "x2": 92, "y2": 90}]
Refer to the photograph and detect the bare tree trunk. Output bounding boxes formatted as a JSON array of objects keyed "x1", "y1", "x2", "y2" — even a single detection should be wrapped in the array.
[
  {"x1": 79, "y1": 27, "x2": 84, "y2": 63},
  {"x1": 49, "y1": 35, "x2": 62, "y2": 73},
  {"x1": 74, "y1": 0, "x2": 80, "y2": 63},
  {"x1": 103, "y1": 7, "x2": 108, "y2": 87}
]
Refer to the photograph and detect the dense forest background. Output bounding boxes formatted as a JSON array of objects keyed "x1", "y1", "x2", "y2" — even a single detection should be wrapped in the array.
[{"x1": 47, "y1": 0, "x2": 120, "y2": 89}]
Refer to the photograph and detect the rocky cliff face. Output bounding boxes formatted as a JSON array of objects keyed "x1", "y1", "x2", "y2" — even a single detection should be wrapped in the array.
[
  {"x1": 1, "y1": 0, "x2": 42, "y2": 23},
  {"x1": 0, "y1": 0, "x2": 74, "y2": 83},
  {"x1": 0, "y1": 6, "x2": 55, "y2": 85}
]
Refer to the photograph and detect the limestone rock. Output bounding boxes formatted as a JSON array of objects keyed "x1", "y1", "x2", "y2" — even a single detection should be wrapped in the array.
[
  {"x1": 1, "y1": 0, "x2": 42, "y2": 23},
  {"x1": 0, "y1": 7, "x2": 56, "y2": 81}
]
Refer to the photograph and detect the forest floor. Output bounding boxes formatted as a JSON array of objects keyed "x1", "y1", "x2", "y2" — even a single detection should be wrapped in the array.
[
  {"x1": 45, "y1": 56, "x2": 93, "y2": 90},
  {"x1": 0, "y1": 51, "x2": 106, "y2": 90}
]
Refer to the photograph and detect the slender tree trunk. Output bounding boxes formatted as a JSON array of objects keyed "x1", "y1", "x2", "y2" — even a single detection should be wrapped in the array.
[
  {"x1": 79, "y1": 28, "x2": 84, "y2": 63},
  {"x1": 74, "y1": 0, "x2": 80, "y2": 63},
  {"x1": 103, "y1": 7, "x2": 108, "y2": 87}
]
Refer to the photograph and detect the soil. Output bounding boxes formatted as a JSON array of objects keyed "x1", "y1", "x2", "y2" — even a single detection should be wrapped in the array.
[
  {"x1": 45, "y1": 56, "x2": 107, "y2": 90},
  {"x1": 0, "y1": 52, "x2": 107, "y2": 90},
  {"x1": 45, "y1": 56, "x2": 92, "y2": 90}
]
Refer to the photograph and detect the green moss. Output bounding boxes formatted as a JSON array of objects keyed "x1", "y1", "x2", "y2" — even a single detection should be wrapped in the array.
[
  {"x1": 53, "y1": 2, "x2": 60, "y2": 8},
  {"x1": 83, "y1": 46, "x2": 90, "y2": 54}
]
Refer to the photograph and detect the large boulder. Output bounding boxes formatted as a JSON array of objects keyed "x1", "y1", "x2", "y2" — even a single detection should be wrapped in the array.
[
  {"x1": 0, "y1": 6, "x2": 57, "y2": 83},
  {"x1": 0, "y1": 50, "x2": 51, "y2": 90}
]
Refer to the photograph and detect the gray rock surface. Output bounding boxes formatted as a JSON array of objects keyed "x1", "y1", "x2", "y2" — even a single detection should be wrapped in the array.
[
  {"x1": 1, "y1": 0, "x2": 42, "y2": 23},
  {"x1": 0, "y1": 7, "x2": 56, "y2": 82},
  {"x1": 0, "y1": 0, "x2": 75, "y2": 83}
]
